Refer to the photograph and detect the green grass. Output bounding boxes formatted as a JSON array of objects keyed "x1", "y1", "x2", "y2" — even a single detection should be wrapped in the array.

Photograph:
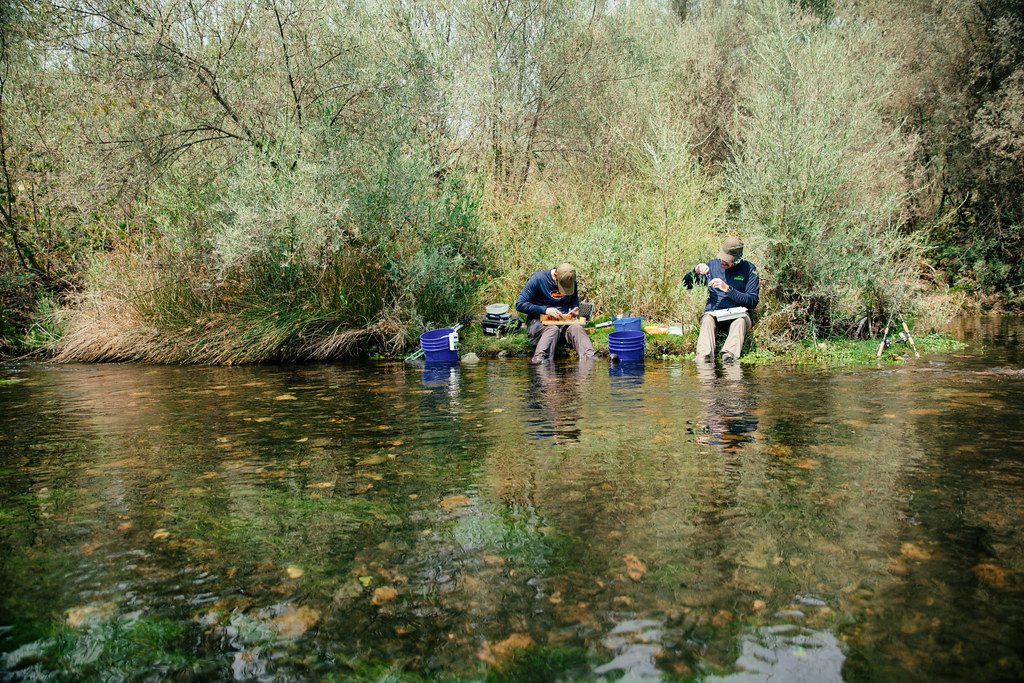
[
  {"x1": 740, "y1": 333, "x2": 967, "y2": 366},
  {"x1": 460, "y1": 322, "x2": 699, "y2": 359},
  {"x1": 461, "y1": 323, "x2": 965, "y2": 367}
]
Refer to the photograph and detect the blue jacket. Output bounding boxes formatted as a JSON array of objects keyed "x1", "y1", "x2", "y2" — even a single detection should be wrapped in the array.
[
  {"x1": 516, "y1": 269, "x2": 580, "y2": 322},
  {"x1": 683, "y1": 259, "x2": 760, "y2": 312}
]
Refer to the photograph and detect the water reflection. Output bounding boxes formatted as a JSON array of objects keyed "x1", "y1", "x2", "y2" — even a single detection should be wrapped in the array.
[
  {"x1": 709, "y1": 624, "x2": 845, "y2": 683},
  {"x1": 524, "y1": 359, "x2": 594, "y2": 444},
  {"x1": 421, "y1": 361, "x2": 460, "y2": 386},
  {"x1": 694, "y1": 361, "x2": 758, "y2": 450},
  {"x1": 594, "y1": 617, "x2": 664, "y2": 679},
  {"x1": 2, "y1": 318, "x2": 1024, "y2": 681}
]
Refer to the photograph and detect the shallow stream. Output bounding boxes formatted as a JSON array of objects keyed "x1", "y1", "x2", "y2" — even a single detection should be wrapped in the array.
[{"x1": 1, "y1": 316, "x2": 1022, "y2": 681}]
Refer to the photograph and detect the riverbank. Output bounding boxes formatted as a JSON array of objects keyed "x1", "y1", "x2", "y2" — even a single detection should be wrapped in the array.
[
  {"x1": 0, "y1": 317, "x2": 967, "y2": 368},
  {"x1": 458, "y1": 324, "x2": 966, "y2": 367}
]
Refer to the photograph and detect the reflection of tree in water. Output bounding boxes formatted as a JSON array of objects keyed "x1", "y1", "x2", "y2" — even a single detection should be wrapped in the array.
[
  {"x1": 1, "y1": 362, "x2": 510, "y2": 677},
  {"x1": 839, "y1": 361, "x2": 1024, "y2": 681},
  {"x1": 945, "y1": 315, "x2": 1024, "y2": 368}
]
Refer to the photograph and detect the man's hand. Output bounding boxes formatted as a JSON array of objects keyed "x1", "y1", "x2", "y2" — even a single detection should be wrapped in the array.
[
  {"x1": 709, "y1": 277, "x2": 730, "y2": 293},
  {"x1": 567, "y1": 307, "x2": 580, "y2": 319},
  {"x1": 695, "y1": 263, "x2": 710, "y2": 276},
  {"x1": 545, "y1": 307, "x2": 564, "y2": 320}
]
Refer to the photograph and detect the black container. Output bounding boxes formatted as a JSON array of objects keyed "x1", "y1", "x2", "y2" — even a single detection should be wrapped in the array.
[{"x1": 481, "y1": 312, "x2": 519, "y2": 335}]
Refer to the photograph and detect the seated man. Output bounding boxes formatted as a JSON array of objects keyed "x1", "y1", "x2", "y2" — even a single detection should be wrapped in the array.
[
  {"x1": 516, "y1": 263, "x2": 597, "y2": 364},
  {"x1": 683, "y1": 236, "x2": 760, "y2": 364}
]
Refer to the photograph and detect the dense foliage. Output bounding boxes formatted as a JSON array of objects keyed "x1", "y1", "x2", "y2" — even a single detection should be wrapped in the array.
[{"x1": 1, "y1": 0, "x2": 1020, "y2": 360}]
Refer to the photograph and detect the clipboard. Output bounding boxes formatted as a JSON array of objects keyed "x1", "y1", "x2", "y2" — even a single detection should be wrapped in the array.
[
  {"x1": 541, "y1": 314, "x2": 587, "y2": 326},
  {"x1": 709, "y1": 306, "x2": 747, "y2": 322}
]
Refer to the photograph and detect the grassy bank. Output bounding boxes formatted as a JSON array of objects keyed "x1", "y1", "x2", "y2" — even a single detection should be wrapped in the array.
[{"x1": 459, "y1": 323, "x2": 966, "y2": 367}]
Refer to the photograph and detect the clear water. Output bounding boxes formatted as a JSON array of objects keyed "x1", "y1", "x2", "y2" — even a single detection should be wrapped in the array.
[{"x1": 1, "y1": 316, "x2": 1022, "y2": 681}]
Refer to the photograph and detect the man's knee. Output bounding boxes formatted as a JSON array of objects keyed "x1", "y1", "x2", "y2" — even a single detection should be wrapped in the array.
[
  {"x1": 697, "y1": 315, "x2": 717, "y2": 340},
  {"x1": 526, "y1": 320, "x2": 544, "y2": 345},
  {"x1": 566, "y1": 325, "x2": 595, "y2": 353},
  {"x1": 532, "y1": 323, "x2": 557, "y2": 344}
]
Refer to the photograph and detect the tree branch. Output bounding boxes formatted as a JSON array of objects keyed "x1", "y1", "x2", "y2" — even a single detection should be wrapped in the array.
[{"x1": 272, "y1": 0, "x2": 303, "y2": 126}]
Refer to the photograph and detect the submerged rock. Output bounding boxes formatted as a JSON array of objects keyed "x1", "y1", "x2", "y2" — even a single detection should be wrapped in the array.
[
  {"x1": 774, "y1": 610, "x2": 806, "y2": 619},
  {"x1": 796, "y1": 594, "x2": 828, "y2": 607},
  {"x1": 272, "y1": 605, "x2": 319, "y2": 639}
]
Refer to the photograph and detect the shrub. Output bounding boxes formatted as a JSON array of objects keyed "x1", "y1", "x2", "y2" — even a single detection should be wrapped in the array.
[
  {"x1": 55, "y1": 136, "x2": 487, "y2": 363},
  {"x1": 728, "y1": 0, "x2": 920, "y2": 339}
]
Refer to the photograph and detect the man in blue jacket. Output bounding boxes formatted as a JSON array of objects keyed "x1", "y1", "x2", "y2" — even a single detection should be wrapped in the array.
[
  {"x1": 516, "y1": 263, "x2": 596, "y2": 364},
  {"x1": 684, "y1": 236, "x2": 760, "y2": 364}
]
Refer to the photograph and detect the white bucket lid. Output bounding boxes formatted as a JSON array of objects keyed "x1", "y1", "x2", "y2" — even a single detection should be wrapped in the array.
[{"x1": 486, "y1": 303, "x2": 510, "y2": 315}]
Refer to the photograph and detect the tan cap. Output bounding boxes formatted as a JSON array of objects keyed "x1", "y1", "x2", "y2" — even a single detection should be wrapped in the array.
[
  {"x1": 555, "y1": 263, "x2": 576, "y2": 296},
  {"x1": 717, "y1": 236, "x2": 744, "y2": 264}
]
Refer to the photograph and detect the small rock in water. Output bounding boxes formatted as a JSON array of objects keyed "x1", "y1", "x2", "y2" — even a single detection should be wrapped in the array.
[
  {"x1": 460, "y1": 353, "x2": 480, "y2": 364},
  {"x1": 272, "y1": 605, "x2": 319, "y2": 638},
  {"x1": 774, "y1": 610, "x2": 806, "y2": 619},
  {"x1": 66, "y1": 603, "x2": 113, "y2": 628},
  {"x1": 371, "y1": 586, "x2": 398, "y2": 605},
  {"x1": 440, "y1": 494, "x2": 472, "y2": 509},
  {"x1": 796, "y1": 594, "x2": 828, "y2": 607},
  {"x1": 478, "y1": 633, "x2": 534, "y2": 665},
  {"x1": 901, "y1": 542, "x2": 931, "y2": 560},
  {"x1": 623, "y1": 553, "x2": 648, "y2": 581},
  {"x1": 972, "y1": 563, "x2": 1007, "y2": 588}
]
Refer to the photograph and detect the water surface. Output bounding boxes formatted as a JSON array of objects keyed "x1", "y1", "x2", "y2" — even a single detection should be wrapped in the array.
[{"x1": 1, "y1": 316, "x2": 1022, "y2": 680}]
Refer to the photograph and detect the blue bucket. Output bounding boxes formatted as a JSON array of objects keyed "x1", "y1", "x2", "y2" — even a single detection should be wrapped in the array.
[
  {"x1": 608, "y1": 330, "x2": 645, "y2": 362},
  {"x1": 419, "y1": 328, "x2": 459, "y2": 363},
  {"x1": 613, "y1": 316, "x2": 643, "y2": 332}
]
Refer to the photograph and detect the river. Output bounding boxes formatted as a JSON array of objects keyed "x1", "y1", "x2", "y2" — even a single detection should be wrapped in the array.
[{"x1": 1, "y1": 316, "x2": 1022, "y2": 681}]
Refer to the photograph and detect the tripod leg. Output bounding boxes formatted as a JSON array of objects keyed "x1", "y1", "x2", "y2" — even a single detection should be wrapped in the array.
[
  {"x1": 900, "y1": 315, "x2": 920, "y2": 358},
  {"x1": 877, "y1": 315, "x2": 893, "y2": 358}
]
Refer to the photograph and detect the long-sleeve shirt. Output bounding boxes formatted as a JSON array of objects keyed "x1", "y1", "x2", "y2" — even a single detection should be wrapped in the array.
[
  {"x1": 683, "y1": 258, "x2": 759, "y2": 312},
  {"x1": 515, "y1": 269, "x2": 580, "y2": 322}
]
